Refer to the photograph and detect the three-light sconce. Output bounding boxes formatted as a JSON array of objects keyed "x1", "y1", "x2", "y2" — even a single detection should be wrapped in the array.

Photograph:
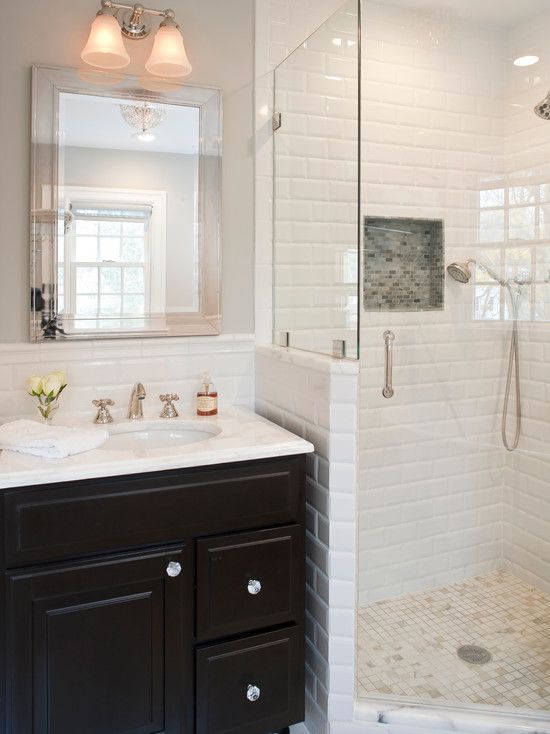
[{"x1": 81, "y1": 0, "x2": 192, "y2": 78}]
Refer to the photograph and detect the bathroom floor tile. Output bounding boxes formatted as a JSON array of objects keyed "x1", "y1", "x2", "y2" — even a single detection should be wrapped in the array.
[{"x1": 356, "y1": 570, "x2": 550, "y2": 710}]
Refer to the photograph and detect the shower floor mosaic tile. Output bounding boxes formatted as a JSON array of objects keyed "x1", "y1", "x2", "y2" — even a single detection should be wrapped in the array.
[{"x1": 356, "y1": 571, "x2": 550, "y2": 710}]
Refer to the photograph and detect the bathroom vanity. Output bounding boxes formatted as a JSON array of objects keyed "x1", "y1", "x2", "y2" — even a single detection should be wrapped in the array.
[{"x1": 0, "y1": 410, "x2": 313, "y2": 734}]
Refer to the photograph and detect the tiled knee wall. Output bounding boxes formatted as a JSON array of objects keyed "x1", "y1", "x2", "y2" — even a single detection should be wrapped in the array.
[{"x1": 255, "y1": 346, "x2": 358, "y2": 734}]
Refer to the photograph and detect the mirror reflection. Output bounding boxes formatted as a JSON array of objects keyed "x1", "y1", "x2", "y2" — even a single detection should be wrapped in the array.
[
  {"x1": 31, "y1": 67, "x2": 221, "y2": 340},
  {"x1": 59, "y1": 93, "x2": 198, "y2": 332}
]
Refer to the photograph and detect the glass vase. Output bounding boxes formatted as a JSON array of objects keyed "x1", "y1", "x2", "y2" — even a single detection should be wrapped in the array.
[{"x1": 37, "y1": 399, "x2": 59, "y2": 423}]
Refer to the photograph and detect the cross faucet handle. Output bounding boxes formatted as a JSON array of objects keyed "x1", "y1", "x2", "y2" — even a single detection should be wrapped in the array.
[
  {"x1": 92, "y1": 398, "x2": 115, "y2": 424},
  {"x1": 159, "y1": 394, "x2": 180, "y2": 419}
]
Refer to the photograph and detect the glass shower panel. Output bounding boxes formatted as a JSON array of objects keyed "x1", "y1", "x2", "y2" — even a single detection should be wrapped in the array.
[
  {"x1": 357, "y1": 0, "x2": 550, "y2": 719},
  {"x1": 273, "y1": 0, "x2": 360, "y2": 359}
]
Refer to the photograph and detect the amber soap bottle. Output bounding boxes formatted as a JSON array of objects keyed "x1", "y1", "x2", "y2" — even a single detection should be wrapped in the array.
[{"x1": 196, "y1": 372, "x2": 218, "y2": 416}]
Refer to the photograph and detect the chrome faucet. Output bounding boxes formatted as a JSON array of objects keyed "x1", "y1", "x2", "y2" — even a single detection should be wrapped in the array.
[{"x1": 128, "y1": 383, "x2": 146, "y2": 419}]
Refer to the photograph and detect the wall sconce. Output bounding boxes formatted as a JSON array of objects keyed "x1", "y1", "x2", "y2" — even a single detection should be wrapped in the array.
[{"x1": 81, "y1": 0, "x2": 192, "y2": 78}]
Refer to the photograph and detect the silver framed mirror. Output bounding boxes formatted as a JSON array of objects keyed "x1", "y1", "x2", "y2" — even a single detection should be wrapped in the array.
[{"x1": 31, "y1": 65, "x2": 221, "y2": 340}]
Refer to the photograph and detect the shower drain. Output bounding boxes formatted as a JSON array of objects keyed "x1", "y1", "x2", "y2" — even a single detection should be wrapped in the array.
[{"x1": 457, "y1": 645, "x2": 492, "y2": 665}]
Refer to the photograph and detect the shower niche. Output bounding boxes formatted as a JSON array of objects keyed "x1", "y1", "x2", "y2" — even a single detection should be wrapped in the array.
[{"x1": 364, "y1": 216, "x2": 444, "y2": 311}]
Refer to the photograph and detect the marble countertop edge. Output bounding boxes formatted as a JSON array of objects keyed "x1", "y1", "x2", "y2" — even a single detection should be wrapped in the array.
[{"x1": 0, "y1": 407, "x2": 314, "y2": 489}]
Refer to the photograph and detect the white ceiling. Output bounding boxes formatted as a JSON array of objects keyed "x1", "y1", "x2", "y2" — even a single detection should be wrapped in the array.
[
  {"x1": 60, "y1": 93, "x2": 200, "y2": 156},
  {"x1": 384, "y1": 0, "x2": 550, "y2": 28}
]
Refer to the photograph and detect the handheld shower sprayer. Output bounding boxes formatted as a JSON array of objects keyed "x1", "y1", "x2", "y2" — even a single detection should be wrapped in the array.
[{"x1": 446, "y1": 259, "x2": 524, "y2": 452}]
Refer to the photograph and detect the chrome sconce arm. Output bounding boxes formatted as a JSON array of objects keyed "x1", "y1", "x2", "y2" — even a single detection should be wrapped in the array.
[{"x1": 99, "y1": 0, "x2": 180, "y2": 38}]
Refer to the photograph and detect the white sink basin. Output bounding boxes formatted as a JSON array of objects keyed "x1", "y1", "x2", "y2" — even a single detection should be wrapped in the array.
[{"x1": 103, "y1": 421, "x2": 221, "y2": 451}]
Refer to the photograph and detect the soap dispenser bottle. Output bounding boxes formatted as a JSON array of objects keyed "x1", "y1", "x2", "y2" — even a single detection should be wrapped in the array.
[{"x1": 197, "y1": 372, "x2": 218, "y2": 416}]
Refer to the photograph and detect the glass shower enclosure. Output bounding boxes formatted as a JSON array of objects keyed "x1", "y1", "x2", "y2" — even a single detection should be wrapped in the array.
[
  {"x1": 273, "y1": 0, "x2": 361, "y2": 359},
  {"x1": 273, "y1": 0, "x2": 550, "y2": 727}
]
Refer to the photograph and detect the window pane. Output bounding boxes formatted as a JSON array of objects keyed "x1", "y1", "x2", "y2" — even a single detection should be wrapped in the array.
[
  {"x1": 58, "y1": 294, "x2": 64, "y2": 312},
  {"x1": 76, "y1": 294, "x2": 98, "y2": 315},
  {"x1": 123, "y1": 294, "x2": 145, "y2": 315},
  {"x1": 479, "y1": 189, "x2": 504, "y2": 208},
  {"x1": 100, "y1": 267, "x2": 122, "y2": 294},
  {"x1": 535, "y1": 284, "x2": 550, "y2": 321},
  {"x1": 475, "y1": 250, "x2": 502, "y2": 283},
  {"x1": 475, "y1": 285, "x2": 500, "y2": 320},
  {"x1": 505, "y1": 248, "x2": 532, "y2": 283},
  {"x1": 76, "y1": 267, "x2": 98, "y2": 294},
  {"x1": 76, "y1": 236, "x2": 98, "y2": 261},
  {"x1": 100, "y1": 221, "x2": 121, "y2": 236},
  {"x1": 100, "y1": 237, "x2": 121, "y2": 261},
  {"x1": 58, "y1": 267, "x2": 65, "y2": 292},
  {"x1": 504, "y1": 284, "x2": 531, "y2": 320},
  {"x1": 539, "y1": 205, "x2": 550, "y2": 239},
  {"x1": 100, "y1": 295, "x2": 122, "y2": 315},
  {"x1": 123, "y1": 221, "x2": 145, "y2": 237},
  {"x1": 121, "y1": 237, "x2": 145, "y2": 262},
  {"x1": 76, "y1": 220, "x2": 98, "y2": 235},
  {"x1": 536, "y1": 246, "x2": 550, "y2": 282},
  {"x1": 509, "y1": 186, "x2": 537, "y2": 205},
  {"x1": 509, "y1": 206, "x2": 535, "y2": 240},
  {"x1": 479, "y1": 210, "x2": 504, "y2": 243},
  {"x1": 124, "y1": 267, "x2": 144, "y2": 293}
]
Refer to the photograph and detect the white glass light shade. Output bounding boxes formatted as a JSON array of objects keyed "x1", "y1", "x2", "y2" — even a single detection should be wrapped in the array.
[
  {"x1": 81, "y1": 13, "x2": 130, "y2": 70},
  {"x1": 145, "y1": 25, "x2": 192, "y2": 78}
]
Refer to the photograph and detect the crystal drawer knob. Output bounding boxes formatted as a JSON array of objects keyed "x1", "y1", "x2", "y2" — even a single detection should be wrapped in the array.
[
  {"x1": 166, "y1": 561, "x2": 182, "y2": 578},
  {"x1": 247, "y1": 684, "x2": 261, "y2": 702},
  {"x1": 247, "y1": 579, "x2": 262, "y2": 595}
]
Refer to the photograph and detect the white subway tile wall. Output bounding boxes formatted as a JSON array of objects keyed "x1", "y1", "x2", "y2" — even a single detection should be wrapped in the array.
[
  {"x1": 0, "y1": 335, "x2": 255, "y2": 421},
  {"x1": 255, "y1": 345, "x2": 359, "y2": 734},
  {"x1": 359, "y1": 2, "x2": 550, "y2": 605},
  {"x1": 499, "y1": 12, "x2": 550, "y2": 594}
]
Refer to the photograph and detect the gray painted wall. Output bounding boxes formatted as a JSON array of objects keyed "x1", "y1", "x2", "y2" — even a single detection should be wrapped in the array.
[{"x1": 0, "y1": 0, "x2": 255, "y2": 341}]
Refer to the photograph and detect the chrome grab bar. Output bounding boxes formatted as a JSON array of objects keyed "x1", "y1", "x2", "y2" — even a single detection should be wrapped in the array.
[{"x1": 382, "y1": 330, "x2": 395, "y2": 399}]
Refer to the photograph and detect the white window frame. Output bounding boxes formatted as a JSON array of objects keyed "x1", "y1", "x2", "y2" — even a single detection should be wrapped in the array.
[{"x1": 62, "y1": 186, "x2": 167, "y2": 315}]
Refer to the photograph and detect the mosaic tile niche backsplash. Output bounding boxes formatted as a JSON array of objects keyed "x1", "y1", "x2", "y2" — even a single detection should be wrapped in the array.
[{"x1": 364, "y1": 217, "x2": 444, "y2": 311}]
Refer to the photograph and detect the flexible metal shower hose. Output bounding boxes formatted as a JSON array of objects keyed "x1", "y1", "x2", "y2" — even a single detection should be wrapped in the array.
[{"x1": 501, "y1": 289, "x2": 521, "y2": 452}]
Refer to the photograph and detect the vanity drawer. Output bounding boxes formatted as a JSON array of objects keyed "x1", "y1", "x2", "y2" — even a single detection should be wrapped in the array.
[
  {"x1": 196, "y1": 626, "x2": 304, "y2": 734},
  {"x1": 3, "y1": 457, "x2": 305, "y2": 567},
  {"x1": 196, "y1": 526, "x2": 304, "y2": 641}
]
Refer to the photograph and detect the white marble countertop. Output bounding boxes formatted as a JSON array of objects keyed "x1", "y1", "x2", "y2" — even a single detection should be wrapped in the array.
[{"x1": 0, "y1": 407, "x2": 314, "y2": 490}]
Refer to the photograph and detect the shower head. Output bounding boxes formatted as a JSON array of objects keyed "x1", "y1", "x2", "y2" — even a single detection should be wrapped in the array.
[
  {"x1": 447, "y1": 261, "x2": 472, "y2": 283},
  {"x1": 535, "y1": 90, "x2": 550, "y2": 120},
  {"x1": 447, "y1": 259, "x2": 507, "y2": 287}
]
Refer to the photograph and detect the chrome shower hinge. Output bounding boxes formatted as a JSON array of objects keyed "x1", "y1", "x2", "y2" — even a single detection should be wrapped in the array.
[{"x1": 272, "y1": 112, "x2": 282, "y2": 131}]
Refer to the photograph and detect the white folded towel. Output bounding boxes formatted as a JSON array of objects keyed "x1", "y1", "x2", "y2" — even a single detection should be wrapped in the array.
[{"x1": 0, "y1": 420, "x2": 109, "y2": 459}]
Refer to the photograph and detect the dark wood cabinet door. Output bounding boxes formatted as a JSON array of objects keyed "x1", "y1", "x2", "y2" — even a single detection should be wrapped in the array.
[
  {"x1": 6, "y1": 546, "x2": 192, "y2": 734},
  {"x1": 196, "y1": 626, "x2": 304, "y2": 734},
  {"x1": 196, "y1": 526, "x2": 304, "y2": 641}
]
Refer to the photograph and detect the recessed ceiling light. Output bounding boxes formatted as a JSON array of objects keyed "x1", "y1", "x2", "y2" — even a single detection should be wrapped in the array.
[
  {"x1": 513, "y1": 55, "x2": 539, "y2": 67},
  {"x1": 332, "y1": 38, "x2": 342, "y2": 46}
]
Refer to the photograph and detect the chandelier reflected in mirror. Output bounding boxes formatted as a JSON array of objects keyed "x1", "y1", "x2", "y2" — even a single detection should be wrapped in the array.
[{"x1": 120, "y1": 101, "x2": 167, "y2": 142}]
